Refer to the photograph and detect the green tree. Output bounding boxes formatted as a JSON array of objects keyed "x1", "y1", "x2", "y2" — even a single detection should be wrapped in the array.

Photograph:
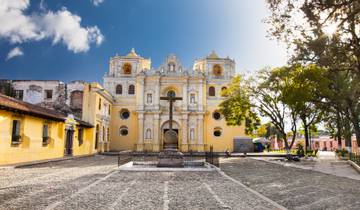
[
  {"x1": 219, "y1": 75, "x2": 260, "y2": 135},
  {"x1": 266, "y1": 0, "x2": 360, "y2": 151}
]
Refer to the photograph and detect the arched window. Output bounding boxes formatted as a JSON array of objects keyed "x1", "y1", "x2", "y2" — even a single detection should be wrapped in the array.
[
  {"x1": 116, "y1": 85, "x2": 122, "y2": 94},
  {"x1": 209, "y1": 86, "x2": 215, "y2": 96},
  {"x1": 123, "y1": 63, "x2": 132, "y2": 74},
  {"x1": 146, "y1": 129, "x2": 152, "y2": 139},
  {"x1": 128, "y1": 84, "x2": 135, "y2": 95}
]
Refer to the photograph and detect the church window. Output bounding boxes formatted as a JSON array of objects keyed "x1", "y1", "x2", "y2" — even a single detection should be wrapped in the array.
[
  {"x1": 190, "y1": 128, "x2": 195, "y2": 141},
  {"x1": 221, "y1": 86, "x2": 228, "y2": 97},
  {"x1": 98, "y1": 98, "x2": 102, "y2": 110},
  {"x1": 213, "y1": 64, "x2": 222, "y2": 76},
  {"x1": 147, "y1": 93, "x2": 152, "y2": 104},
  {"x1": 116, "y1": 85, "x2": 122, "y2": 94},
  {"x1": 119, "y1": 126, "x2": 128, "y2": 136},
  {"x1": 167, "y1": 90, "x2": 176, "y2": 97},
  {"x1": 213, "y1": 127, "x2": 222, "y2": 137},
  {"x1": 123, "y1": 63, "x2": 132, "y2": 74},
  {"x1": 146, "y1": 129, "x2": 152, "y2": 139},
  {"x1": 45, "y1": 90, "x2": 53, "y2": 99},
  {"x1": 120, "y1": 109, "x2": 130, "y2": 120},
  {"x1": 209, "y1": 86, "x2": 215, "y2": 97},
  {"x1": 213, "y1": 111, "x2": 222, "y2": 120},
  {"x1": 128, "y1": 85, "x2": 135, "y2": 95},
  {"x1": 190, "y1": 93, "x2": 196, "y2": 104}
]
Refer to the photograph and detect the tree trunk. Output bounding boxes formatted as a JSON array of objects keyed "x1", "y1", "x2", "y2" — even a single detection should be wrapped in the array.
[
  {"x1": 302, "y1": 117, "x2": 310, "y2": 152},
  {"x1": 336, "y1": 111, "x2": 342, "y2": 148}
]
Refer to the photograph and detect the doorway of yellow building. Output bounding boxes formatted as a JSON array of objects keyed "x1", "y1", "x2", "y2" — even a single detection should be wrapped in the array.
[{"x1": 65, "y1": 129, "x2": 74, "y2": 156}]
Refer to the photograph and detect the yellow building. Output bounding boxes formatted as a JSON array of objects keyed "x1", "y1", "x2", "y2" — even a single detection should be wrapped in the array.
[
  {"x1": 0, "y1": 93, "x2": 95, "y2": 165},
  {"x1": 82, "y1": 82, "x2": 113, "y2": 153},
  {"x1": 104, "y1": 49, "x2": 247, "y2": 152}
]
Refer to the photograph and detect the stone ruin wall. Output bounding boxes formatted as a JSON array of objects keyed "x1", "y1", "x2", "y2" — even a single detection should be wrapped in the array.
[{"x1": 9, "y1": 80, "x2": 85, "y2": 118}]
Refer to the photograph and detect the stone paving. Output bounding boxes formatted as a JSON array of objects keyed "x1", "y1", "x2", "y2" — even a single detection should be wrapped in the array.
[
  {"x1": 2, "y1": 156, "x2": 360, "y2": 210},
  {"x1": 221, "y1": 158, "x2": 360, "y2": 210},
  {"x1": 0, "y1": 155, "x2": 282, "y2": 210}
]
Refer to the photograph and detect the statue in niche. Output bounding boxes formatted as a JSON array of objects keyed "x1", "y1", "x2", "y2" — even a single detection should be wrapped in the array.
[
  {"x1": 123, "y1": 63, "x2": 132, "y2": 74},
  {"x1": 213, "y1": 64, "x2": 222, "y2": 76}
]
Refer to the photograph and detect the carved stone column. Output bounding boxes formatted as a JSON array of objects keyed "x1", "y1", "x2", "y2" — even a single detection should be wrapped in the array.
[
  {"x1": 153, "y1": 113, "x2": 160, "y2": 152},
  {"x1": 137, "y1": 113, "x2": 144, "y2": 151},
  {"x1": 181, "y1": 113, "x2": 188, "y2": 152},
  {"x1": 198, "y1": 80, "x2": 203, "y2": 111},
  {"x1": 182, "y1": 78, "x2": 188, "y2": 110},
  {"x1": 137, "y1": 76, "x2": 145, "y2": 110},
  {"x1": 155, "y1": 76, "x2": 160, "y2": 110},
  {"x1": 197, "y1": 114, "x2": 204, "y2": 152}
]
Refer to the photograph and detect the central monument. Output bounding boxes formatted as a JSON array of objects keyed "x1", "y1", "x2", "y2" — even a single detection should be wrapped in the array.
[{"x1": 157, "y1": 92, "x2": 184, "y2": 167}]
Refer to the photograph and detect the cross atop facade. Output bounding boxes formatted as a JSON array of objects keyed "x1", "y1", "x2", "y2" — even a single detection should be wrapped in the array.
[{"x1": 160, "y1": 93, "x2": 182, "y2": 130}]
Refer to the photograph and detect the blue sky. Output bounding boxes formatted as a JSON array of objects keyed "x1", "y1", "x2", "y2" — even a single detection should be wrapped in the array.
[{"x1": 0, "y1": 0, "x2": 288, "y2": 83}]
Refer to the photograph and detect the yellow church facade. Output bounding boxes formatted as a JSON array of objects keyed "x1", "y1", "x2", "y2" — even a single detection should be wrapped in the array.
[{"x1": 104, "y1": 49, "x2": 246, "y2": 152}]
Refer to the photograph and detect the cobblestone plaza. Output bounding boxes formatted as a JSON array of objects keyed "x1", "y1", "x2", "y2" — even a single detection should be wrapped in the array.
[{"x1": 1, "y1": 156, "x2": 360, "y2": 210}]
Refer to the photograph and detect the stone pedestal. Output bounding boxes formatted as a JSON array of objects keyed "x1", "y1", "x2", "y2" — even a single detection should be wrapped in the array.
[
  {"x1": 157, "y1": 130, "x2": 184, "y2": 167},
  {"x1": 157, "y1": 149, "x2": 184, "y2": 167}
]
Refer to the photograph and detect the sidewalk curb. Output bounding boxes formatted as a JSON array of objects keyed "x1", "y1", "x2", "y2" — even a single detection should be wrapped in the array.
[
  {"x1": 348, "y1": 160, "x2": 360, "y2": 174},
  {"x1": 0, "y1": 154, "x2": 96, "y2": 169}
]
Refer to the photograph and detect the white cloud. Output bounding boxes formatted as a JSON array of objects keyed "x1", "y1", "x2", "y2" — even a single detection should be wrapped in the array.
[
  {"x1": 40, "y1": 9, "x2": 104, "y2": 53},
  {"x1": 91, "y1": 0, "x2": 105, "y2": 6},
  {"x1": 6, "y1": 47, "x2": 24, "y2": 60},
  {"x1": 0, "y1": 0, "x2": 42, "y2": 43},
  {"x1": 0, "y1": 0, "x2": 104, "y2": 53}
]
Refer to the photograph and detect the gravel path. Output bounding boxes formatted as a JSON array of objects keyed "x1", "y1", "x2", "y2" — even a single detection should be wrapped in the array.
[
  {"x1": 0, "y1": 155, "x2": 283, "y2": 210},
  {"x1": 220, "y1": 158, "x2": 360, "y2": 210}
]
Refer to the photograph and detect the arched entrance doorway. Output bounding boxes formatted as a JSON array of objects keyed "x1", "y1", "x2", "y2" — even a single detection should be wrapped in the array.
[{"x1": 161, "y1": 120, "x2": 180, "y2": 149}]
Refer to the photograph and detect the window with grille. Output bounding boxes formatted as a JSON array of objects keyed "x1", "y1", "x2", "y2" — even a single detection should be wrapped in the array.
[
  {"x1": 11, "y1": 120, "x2": 21, "y2": 143},
  {"x1": 128, "y1": 85, "x2": 135, "y2": 95},
  {"x1": 116, "y1": 85, "x2": 122, "y2": 94}
]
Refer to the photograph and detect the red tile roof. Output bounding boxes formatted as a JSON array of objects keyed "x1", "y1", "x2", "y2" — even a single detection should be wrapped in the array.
[{"x1": 0, "y1": 94, "x2": 66, "y2": 121}]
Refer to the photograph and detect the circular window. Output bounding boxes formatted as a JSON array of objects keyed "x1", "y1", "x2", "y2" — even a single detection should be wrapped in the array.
[
  {"x1": 119, "y1": 126, "x2": 128, "y2": 136},
  {"x1": 120, "y1": 109, "x2": 130, "y2": 119},
  {"x1": 213, "y1": 111, "x2": 222, "y2": 120},
  {"x1": 167, "y1": 90, "x2": 176, "y2": 97},
  {"x1": 213, "y1": 128, "x2": 222, "y2": 137}
]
